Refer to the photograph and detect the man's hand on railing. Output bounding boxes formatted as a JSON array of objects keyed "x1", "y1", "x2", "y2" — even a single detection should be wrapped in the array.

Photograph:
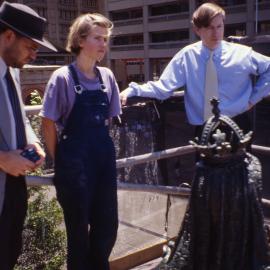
[{"x1": 120, "y1": 88, "x2": 130, "y2": 106}]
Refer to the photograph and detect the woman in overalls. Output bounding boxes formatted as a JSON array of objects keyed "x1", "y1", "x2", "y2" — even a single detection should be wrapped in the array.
[{"x1": 40, "y1": 13, "x2": 121, "y2": 270}]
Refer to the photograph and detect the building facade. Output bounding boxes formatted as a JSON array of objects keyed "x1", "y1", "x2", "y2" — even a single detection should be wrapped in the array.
[
  {"x1": 2, "y1": 0, "x2": 270, "y2": 95},
  {"x1": 0, "y1": 0, "x2": 101, "y2": 65},
  {"x1": 0, "y1": 0, "x2": 102, "y2": 101},
  {"x1": 104, "y1": 0, "x2": 270, "y2": 89}
]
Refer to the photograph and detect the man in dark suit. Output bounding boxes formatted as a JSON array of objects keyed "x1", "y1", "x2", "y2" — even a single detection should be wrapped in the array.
[{"x1": 0, "y1": 2, "x2": 56, "y2": 269}]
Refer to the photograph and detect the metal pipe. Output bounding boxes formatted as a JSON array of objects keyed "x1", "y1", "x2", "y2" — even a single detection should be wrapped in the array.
[
  {"x1": 116, "y1": 145, "x2": 195, "y2": 167},
  {"x1": 25, "y1": 175, "x2": 270, "y2": 210}
]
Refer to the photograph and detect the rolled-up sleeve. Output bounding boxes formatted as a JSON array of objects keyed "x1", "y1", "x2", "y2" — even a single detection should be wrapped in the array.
[
  {"x1": 249, "y1": 50, "x2": 270, "y2": 105},
  {"x1": 39, "y1": 71, "x2": 67, "y2": 123},
  {"x1": 108, "y1": 71, "x2": 122, "y2": 117},
  {"x1": 128, "y1": 50, "x2": 186, "y2": 100}
]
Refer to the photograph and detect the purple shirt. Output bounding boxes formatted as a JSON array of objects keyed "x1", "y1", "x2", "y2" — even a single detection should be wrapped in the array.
[{"x1": 40, "y1": 63, "x2": 121, "y2": 130}]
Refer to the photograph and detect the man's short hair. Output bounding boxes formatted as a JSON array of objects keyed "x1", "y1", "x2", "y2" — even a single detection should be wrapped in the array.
[{"x1": 192, "y1": 3, "x2": 225, "y2": 28}]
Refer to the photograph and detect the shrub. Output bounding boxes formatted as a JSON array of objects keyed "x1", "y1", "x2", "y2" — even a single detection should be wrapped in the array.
[
  {"x1": 16, "y1": 187, "x2": 66, "y2": 270},
  {"x1": 15, "y1": 90, "x2": 66, "y2": 270}
]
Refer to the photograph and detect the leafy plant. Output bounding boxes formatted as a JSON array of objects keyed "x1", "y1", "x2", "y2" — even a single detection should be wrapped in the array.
[
  {"x1": 29, "y1": 90, "x2": 42, "y2": 105},
  {"x1": 15, "y1": 90, "x2": 66, "y2": 270},
  {"x1": 16, "y1": 187, "x2": 66, "y2": 270}
]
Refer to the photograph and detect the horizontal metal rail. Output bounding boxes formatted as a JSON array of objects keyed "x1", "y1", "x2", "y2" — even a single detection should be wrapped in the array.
[
  {"x1": 26, "y1": 145, "x2": 195, "y2": 186},
  {"x1": 25, "y1": 104, "x2": 270, "y2": 209},
  {"x1": 116, "y1": 145, "x2": 194, "y2": 167},
  {"x1": 251, "y1": 144, "x2": 270, "y2": 155},
  {"x1": 26, "y1": 143, "x2": 270, "y2": 206},
  {"x1": 26, "y1": 175, "x2": 270, "y2": 209},
  {"x1": 26, "y1": 174, "x2": 191, "y2": 197},
  {"x1": 25, "y1": 105, "x2": 42, "y2": 115}
]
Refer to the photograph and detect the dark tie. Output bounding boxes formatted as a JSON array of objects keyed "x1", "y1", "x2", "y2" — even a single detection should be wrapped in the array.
[{"x1": 5, "y1": 68, "x2": 26, "y2": 149}]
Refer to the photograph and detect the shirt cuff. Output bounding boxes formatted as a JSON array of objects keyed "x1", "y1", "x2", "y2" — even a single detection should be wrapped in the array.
[{"x1": 128, "y1": 82, "x2": 139, "y2": 97}]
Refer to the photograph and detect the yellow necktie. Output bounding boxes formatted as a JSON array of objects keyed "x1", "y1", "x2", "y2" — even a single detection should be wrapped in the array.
[{"x1": 204, "y1": 51, "x2": 218, "y2": 121}]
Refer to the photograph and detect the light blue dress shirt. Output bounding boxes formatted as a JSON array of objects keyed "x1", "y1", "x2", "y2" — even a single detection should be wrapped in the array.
[{"x1": 126, "y1": 40, "x2": 270, "y2": 125}]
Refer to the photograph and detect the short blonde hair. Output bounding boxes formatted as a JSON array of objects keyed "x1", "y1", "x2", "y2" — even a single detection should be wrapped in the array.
[
  {"x1": 66, "y1": 13, "x2": 113, "y2": 55},
  {"x1": 192, "y1": 3, "x2": 225, "y2": 28}
]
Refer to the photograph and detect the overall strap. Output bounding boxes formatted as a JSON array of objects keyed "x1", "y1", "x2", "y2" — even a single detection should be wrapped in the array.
[
  {"x1": 95, "y1": 67, "x2": 106, "y2": 91},
  {"x1": 68, "y1": 64, "x2": 83, "y2": 94},
  {"x1": 68, "y1": 64, "x2": 106, "y2": 94}
]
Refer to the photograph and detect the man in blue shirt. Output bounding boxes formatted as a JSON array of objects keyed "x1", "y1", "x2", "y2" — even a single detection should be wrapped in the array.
[{"x1": 120, "y1": 2, "x2": 270, "y2": 133}]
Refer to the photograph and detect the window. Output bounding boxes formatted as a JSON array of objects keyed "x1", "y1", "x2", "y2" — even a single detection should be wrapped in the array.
[
  {"x1": 83, "y1": 0, "x2": 97, "y2": 8},
  {"x1": 196, "y1": 0, "x2": 246, "y2": 6},
  {"x1": 36, "y1": 7, "x2": 47, "y2": 18},
  {"x1": 59, "y1": 9, "x2": 77, "y2": 20},
  {"x1": 151, "y1": 58, "x2": 170, "y2": 78},
  {"x1": 150, "y1": 1, "x2": 188, "y2": 16},
  {"x1": 151, "y1": 30, "x2": 189, "y2": 43},
  {"x1": 60, "y1": 24, "x2": 70, "y2": 35},
  {"x1": 225, "y1": 23, "x2": 246, "y2": 37},
  {"x1": 127, "y1": 74, "x2": 145, "y2": 83},
  {"x1": 110, "y1": 8, "x2": 142, "y2": 21},
  {"x1": 59, "y1": 0, "x2": 76, "y2": 6},
  {"x1": 258, "y1": 20, "x2": 270, "y2": 34},
  {"x1": 112, "y1": 34, "x2": 143, "y2": 45}
]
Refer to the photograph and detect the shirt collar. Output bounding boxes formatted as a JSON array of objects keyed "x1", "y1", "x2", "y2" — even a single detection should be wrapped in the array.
[
  {"x1": 0, "y1": 57, "x2": 8, "y2": 80},
  {"x1": 201, "y1": 40, "x2": 223, "y2": 59}
]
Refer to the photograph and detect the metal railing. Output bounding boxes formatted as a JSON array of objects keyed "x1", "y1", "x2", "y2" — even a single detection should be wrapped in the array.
[
  {"x1": 26, "y1": 144, "x2": 195, "y2": 187},
  {"x1": 25, "y1": 105, "x2": 270, "y2": 208}
]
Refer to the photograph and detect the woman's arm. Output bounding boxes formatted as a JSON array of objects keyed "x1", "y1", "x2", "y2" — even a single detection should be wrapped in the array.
[{"x1": 41, "y1": 117, "x2": 57, "y2": 160}]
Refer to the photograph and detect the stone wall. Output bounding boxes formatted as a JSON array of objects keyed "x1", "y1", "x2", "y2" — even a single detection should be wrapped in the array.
[{"x1": 20, "y1": 65, "x2": 60, "y2": 104}]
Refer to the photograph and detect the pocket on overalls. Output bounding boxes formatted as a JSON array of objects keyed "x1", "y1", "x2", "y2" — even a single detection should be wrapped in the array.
[{"x1": 54, "y1": 138, "x2": 86, "y2": 187}]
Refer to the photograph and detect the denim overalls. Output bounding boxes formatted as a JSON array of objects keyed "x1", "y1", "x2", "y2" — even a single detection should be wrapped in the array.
[{"x1": 54, "y1": 65, "x2": 118, "y2": 270}]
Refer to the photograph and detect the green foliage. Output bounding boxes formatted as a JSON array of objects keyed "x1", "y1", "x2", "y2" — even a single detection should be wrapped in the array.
[
  {"x1": 15, "y1": 90, "x2": 66, "y2": 270},
  {"x1": 16, "y1": 187, "x2": 66, "y2": 270},
  {"x1": 29, "y1": 90, "x2": 42, "y2": 105},
  {"x1": 28, "y1": 90, "x2": 54, "y2": 172}
]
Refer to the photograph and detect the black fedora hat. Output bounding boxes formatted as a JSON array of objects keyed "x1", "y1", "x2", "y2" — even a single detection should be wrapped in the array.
[{"x1": 0, "y1": 1, "x2": 57, "y2": 51}]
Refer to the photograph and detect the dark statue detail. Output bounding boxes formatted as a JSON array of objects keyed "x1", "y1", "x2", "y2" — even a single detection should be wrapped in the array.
[
  {"x1": 156, "y1": 98, "x2": 270, "y2": 270},
  {"x1": 190, "y1": 98, "x2": 253, "y2": 162}
]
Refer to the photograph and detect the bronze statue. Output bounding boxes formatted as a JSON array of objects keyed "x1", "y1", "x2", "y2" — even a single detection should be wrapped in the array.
[{"x1": 156, "y1": 99, "x2": 270, "y2": 270}]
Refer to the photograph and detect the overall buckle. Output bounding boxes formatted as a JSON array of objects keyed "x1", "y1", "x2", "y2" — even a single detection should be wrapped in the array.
[
  {"x1": 74, "y1": 85, "x2": 84, "y2": 94},
  {"x1": 100, "y1": 84, "x2": 107, "y2": 92}
]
